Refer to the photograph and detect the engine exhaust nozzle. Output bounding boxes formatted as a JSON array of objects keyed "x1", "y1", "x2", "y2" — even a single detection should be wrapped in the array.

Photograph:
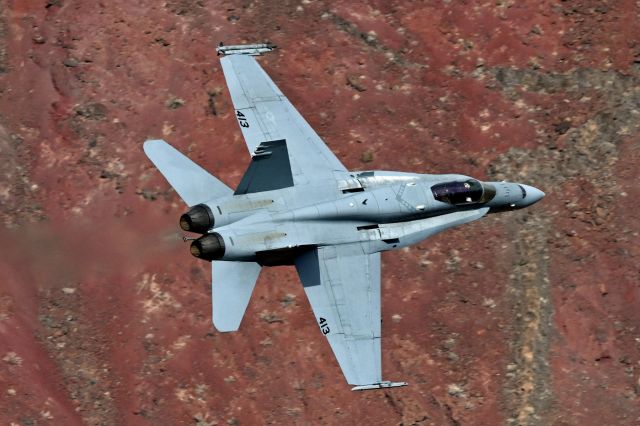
[
  {"x1": 190, "y1": 232, "x2": 225, "y2": 261},
  {"x1": 179, "y1": 204, "x2": 214, "y2": 233}
]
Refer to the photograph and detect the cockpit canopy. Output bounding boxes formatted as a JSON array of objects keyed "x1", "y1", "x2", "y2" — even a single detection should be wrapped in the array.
[{"x1": 431, "y1": 179, "x2": 496, "y2": 205}]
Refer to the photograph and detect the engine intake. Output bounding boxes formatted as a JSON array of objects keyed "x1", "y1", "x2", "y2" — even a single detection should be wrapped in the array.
[
  {"x1": 179, "y1": 204, "x2": 214, "y2": 233},
  {"x1": 190, "y1": 232, "x2": 225, "y2": 261}
]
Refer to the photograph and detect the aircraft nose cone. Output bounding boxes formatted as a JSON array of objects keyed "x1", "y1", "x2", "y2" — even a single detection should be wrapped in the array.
[{"x1": 522, "y1": 184, "x2": 545, "y2": 205}]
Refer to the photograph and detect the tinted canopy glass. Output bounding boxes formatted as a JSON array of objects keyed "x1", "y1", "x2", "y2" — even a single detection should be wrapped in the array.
[{"x1": 431, "y1": 179, "x2": 493, "y2": 205}]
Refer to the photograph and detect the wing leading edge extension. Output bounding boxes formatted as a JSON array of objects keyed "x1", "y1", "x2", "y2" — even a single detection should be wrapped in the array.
[
  {"x1": 219, "y1": 53, "x2": 348, "y2": 187},
  {"x1": 295, "y1": 244, "x2": 407, "y2": 390}
]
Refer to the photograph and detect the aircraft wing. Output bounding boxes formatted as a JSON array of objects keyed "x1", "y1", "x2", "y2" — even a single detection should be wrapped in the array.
[
  {"x1": 220, "y1": 54, "x2": 347, "y2": 186},
  {"x1": 295, "y1": 244, "x2": 406, "y2": 389}
]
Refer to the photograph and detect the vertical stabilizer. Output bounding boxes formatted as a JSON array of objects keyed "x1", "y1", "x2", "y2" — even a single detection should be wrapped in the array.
[{"x1": 143, "y1": 139, "x2": 232, "y2": 206}]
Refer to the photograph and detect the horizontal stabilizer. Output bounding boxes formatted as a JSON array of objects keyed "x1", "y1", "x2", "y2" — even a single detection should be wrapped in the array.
[
  {"x1": 212, "y1": 261, "x2": 262, "y2": 332},
  {"x1": 143, "y1": 139, "x2": 232, "y2": 206},
  {"x1": 351, "y1": 381, "x2": 408, "y2": 391}
]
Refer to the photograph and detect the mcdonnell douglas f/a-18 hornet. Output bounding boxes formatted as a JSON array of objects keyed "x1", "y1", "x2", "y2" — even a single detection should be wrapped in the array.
[{"x1": 143, "y1": 43, "x2": 544, "y2": 391}]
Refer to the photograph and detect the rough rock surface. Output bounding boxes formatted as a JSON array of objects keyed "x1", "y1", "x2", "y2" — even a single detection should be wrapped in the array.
[{"x1": 1, "y1": 1, "x2": 639, "y2": 425}]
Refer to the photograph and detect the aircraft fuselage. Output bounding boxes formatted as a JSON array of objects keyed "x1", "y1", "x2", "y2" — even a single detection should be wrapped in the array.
[{"x1": 186, "y1": 171, "x2": 544, "y2": 264}]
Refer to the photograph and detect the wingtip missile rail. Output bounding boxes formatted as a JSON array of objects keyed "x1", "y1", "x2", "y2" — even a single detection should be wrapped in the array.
[
  {"x1": 216, "y1": 42, "x2": 277, "y2": 56},
  {"x1": 351, "y1": 381, "x2": 409, "y2": 391}
]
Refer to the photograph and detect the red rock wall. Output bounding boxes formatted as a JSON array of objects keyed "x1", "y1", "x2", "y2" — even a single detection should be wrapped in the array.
[{"x1": 1, "y1": 1, "x2": 639, "y2": 425}]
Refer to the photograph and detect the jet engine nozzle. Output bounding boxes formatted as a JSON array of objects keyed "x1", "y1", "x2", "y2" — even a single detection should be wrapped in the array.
[
  {"x1": 179, "y1": 204, "x2": 214, "y2": 233},
  {"x1": 190, "y1": 232, "x2": 226, "y2": 261}
]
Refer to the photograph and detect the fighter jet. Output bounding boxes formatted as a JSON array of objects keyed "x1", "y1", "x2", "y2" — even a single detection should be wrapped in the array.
[{"x1": 143, "y1": 43, "x2": 544, "y2": 391}]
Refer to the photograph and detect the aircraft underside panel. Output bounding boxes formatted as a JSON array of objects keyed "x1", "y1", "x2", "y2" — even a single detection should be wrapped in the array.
[{"x1": 295, "y1": 244, "x2": 382, "y2": 386}]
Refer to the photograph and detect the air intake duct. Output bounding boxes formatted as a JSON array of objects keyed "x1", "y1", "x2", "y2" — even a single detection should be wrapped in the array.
[
  {"x1": 190, "y1": 232, "x2": 225, "y2": 261},
  {"x1": 179, "y1": 204, "x2": 214, "y2": 233}
]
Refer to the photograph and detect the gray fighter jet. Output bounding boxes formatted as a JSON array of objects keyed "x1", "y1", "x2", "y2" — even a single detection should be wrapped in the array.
[{"x1": 143, "y1": 43, "x2": 544, "y2": 391}]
